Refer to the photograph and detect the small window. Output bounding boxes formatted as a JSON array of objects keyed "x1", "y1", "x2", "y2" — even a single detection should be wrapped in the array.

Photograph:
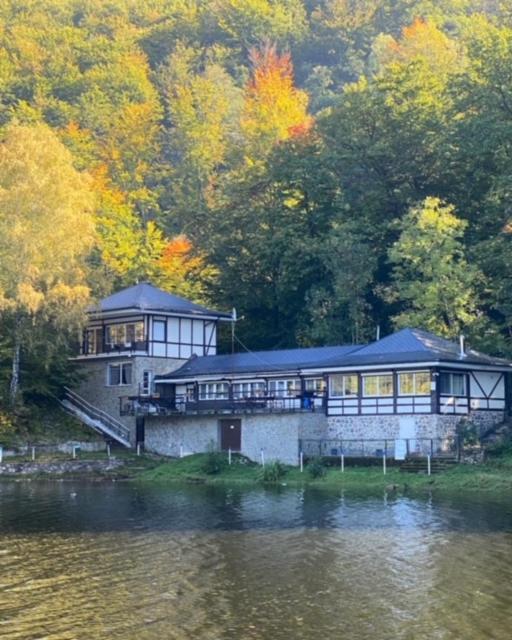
[
  {"x1": 362, "y1": 374, "x2": 393, "y2": 397},
  {"x1": 330, "y1": 374, "x2": 358, "y2": 397},
  {"x1": 199, "y1": 382, "x2": 229, "y2": 400},
  {"x1": 304, "y1": 378, "x2": 326, "y2": 394},
  {"x1": 398, "y1": 371, "x2": 430, "y2": 396},
  {"x1": 108, "y1": 363, "x2": 132, "y2": 386},
  {"x1": 268, "y1": 379, "x2": 300, "y2": 397},
  {"x1": 440, "y1": 372, "x2": 466, "y2": 396},
  {"x1": 153, "y1": 319, "x2": 166, "y2": 342},
  {"x1": 142, "y1": 370, "x2": 153, "y2": 395},
  {"x1": 232, "y1": 381, "x2": 265, "y2": 399}
]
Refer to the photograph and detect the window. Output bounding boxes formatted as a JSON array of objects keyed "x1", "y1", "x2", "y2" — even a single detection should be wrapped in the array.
[
  {"x1": 330, "y1": 374, "x2": 358, "y2": 397},
  {"x1": 106, "y1": 322, "x2": 144, "y2": 347},
  {"x1": 268, "y1": 379, "x2": 300, "y2": 397},
  {"x1": 107, "y1": 363, "x2": 132, "y2": 386},
  {"x1": 142, "y1": 370, "x2": 153, "y2": 395},
  {"x1": 440, "y1": 372, "x2": 466, "y2": 396},
  {"x1": 85, "y1": 327, "x2": 103, "y2": 354},
  {"x1": 363, "y1": 374, "x2": 393, "y2": 397},
  {"x1": 199, "y1": 382, "x2": 229, "y2": 400},
  {"x1": 232, "y1": 381, "x2": 265, "y2": 399},
  {"x1": 304, "y1": 378, "x2": 326, "y2": 395},
  {"x1": 398, "y1": 371, "x2": 431, "y2": 396},
  {"x1": 153, "y1": 319, "x2": 166, "y2": 342}
]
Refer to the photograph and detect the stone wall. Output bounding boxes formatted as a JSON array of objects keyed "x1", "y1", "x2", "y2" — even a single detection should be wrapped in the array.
[
  {"x1": 73, "y1": 355, "x2": 185, "y2": 442},
  {"x1": 144, "y1": 412, "x2": 329, "y2": 466}
]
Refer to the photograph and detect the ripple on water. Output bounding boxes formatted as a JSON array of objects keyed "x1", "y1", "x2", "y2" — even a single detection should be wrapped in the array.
[{"x1": 0, "y1": 483, "x2": 512, "y2": 640}]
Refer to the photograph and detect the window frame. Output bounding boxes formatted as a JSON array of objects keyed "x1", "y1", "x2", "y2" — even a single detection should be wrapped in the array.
[
  {"x1": 232, "y1": 381, "x2": 266, "y2": 399},
  {"x1": 267, "y1": 379, "x2": 300, "y2": 398},
  {"x1": 107, "y1": 362, "x2": 133, "y2": 387},
  {"x1": 398, "y1": 371, "x2": 431, "y2": 396},
  {"x1": 152, "y1": 319, "x2": 167, "y2": 343},
  {"x1": 198, "y1": 382, "x2": 229, "y2": 400},
  {"x1": 304, "y1": 378, "x2": 326, "y2": 395},
  {"x1": 362, "y1": 374, "x2": 393, "y2": 397},
  {"x1": 439, "y1": 372, "x2": 467, "y2": 397},
  {"x1": 329, "y1": 374, "x2": 359, "y2": 398}
]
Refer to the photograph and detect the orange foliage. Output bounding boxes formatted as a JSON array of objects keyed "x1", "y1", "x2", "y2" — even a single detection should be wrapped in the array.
[
  {"x1": 159, "y1": 235, "x2": 205, "y2": 280},
  {"x1": 241, "y1": 44, "x2": 311, "y2": 151}
]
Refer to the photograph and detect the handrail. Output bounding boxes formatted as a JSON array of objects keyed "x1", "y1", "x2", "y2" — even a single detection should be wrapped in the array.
[{"x1": 64, "y1": 387, "x2": 130, "y2": 442}]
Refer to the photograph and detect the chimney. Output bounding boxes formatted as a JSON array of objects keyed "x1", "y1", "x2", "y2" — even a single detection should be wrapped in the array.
[{"x1": 459, "y1": 334, "x2": 466, "y2": 358}]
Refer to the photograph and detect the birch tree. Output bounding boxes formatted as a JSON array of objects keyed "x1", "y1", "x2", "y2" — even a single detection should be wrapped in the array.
[{"x1": 0, "y1": 123, "x2": 95, "y2": 404}]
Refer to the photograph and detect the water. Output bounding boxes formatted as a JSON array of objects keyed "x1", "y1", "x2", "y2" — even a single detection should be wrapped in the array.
[{"x1": 1, "y1": 483, "x2": 512, "y2": 640}]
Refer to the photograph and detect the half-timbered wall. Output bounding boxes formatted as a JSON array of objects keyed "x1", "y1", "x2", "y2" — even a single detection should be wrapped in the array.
[{"x1": 148, "y1": 316, "x2": 217, "y2": 358}]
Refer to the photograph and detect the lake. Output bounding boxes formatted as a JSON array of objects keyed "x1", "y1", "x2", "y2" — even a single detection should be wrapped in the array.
[{"x1": 1, "y1": 482, "x2": 512, "y2": 640}]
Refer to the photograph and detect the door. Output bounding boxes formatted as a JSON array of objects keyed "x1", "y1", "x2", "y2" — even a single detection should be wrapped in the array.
[
  {"x1": 396, "y1": 417, "x2": 416, "y2": 459},
  {"x1": 220, "y1": 419, "x2": 241, "y2": 451}
]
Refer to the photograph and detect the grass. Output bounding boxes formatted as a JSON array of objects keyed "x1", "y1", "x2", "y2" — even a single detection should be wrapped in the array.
[{"x1": 137, "y1": 451, "x2": 512, "y2": 494}]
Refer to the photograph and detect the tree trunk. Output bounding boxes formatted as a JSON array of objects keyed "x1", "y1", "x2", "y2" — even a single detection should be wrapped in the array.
[{"x1": 9, "y1": 317, "x2": 21, "y2": 406}]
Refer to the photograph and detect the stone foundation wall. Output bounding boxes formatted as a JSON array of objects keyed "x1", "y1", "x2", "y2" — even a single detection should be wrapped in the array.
[
  {"x1": 73, "y1": 356, "x2": 185, "y2": 442},
  {"x1": 145, "y1": 412, "x2": 329, "y2": 466}
]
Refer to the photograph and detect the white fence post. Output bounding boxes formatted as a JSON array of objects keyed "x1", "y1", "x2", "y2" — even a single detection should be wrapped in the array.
[
  {"x1": 107, "y1": 443, "x2": 111, "y2": 459},
  {"x1": 180, "y1": 444, "x2": 184, "y2": 458},
  {"x1": 383, "y1": 453, "x2": 387, "y2": 475},
  {"x1": 228, "y1": 448, "x2": 232, "y2": 465},
  {"x1": 427, "y1": 454, "x2": 431, "y2": 476},
  {"x1": 341, "y1": 453, "x2": 344, "y2": 473},
  {"x1": 260, "y1": 448, "x2": 265, "y2": 467},
  {"x1": 136, "y1": 443, "x2": 141, "y2": 457},
  {"x1": 300, "y1": 451, "x2": 304, "y2": 473},
  {"x1": 31, "y1": 446, "x2": 36, "y2": 461}
]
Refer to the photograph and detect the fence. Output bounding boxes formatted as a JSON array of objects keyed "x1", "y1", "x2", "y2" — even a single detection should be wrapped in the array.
[{"x1": 299, "y1": 437, "x2": 459, "y2": 460}]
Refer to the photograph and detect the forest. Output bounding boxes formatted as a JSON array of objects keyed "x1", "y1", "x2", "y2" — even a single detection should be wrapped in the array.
[{"x1": 1, "y1": 0, "x2": 512, "y2": 420}]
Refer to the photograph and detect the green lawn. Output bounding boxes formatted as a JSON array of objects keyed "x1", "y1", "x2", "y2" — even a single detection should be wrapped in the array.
[{"x1": 137, "y1": 451, "x2": 512, "y2": 493}]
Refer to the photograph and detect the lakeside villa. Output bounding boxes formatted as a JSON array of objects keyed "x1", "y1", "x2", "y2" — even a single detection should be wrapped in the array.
[{"x1": 64, "y1": 283, "x2": 512, "y2": 465}]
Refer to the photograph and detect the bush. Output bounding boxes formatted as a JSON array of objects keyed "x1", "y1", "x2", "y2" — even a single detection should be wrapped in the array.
[
  {"x1": 307, "y1": 457, "x2": 326, "y2": 479},
  {"x1": 259, "y1": 460, "x2": 287, "y2": 483},
  {"x1": 199, "y1": 449, "x2": 225, "y2": 475}
]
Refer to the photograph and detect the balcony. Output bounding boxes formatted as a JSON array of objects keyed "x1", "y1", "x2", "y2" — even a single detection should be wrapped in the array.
[
  {"x1": 81, "y1": 340, "x2": 149, "y2": 357},
  {"x1": 120, "y1": 394, "x2": 323, "y2": 417}
]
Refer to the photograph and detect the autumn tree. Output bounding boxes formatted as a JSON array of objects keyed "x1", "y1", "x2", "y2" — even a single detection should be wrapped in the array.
[
  {"x1": 0, "y1": 123, "x2": 95, "y2": 404},
  {"x1": 388, "y1": 197, "x2": 483, "y2": 338}
]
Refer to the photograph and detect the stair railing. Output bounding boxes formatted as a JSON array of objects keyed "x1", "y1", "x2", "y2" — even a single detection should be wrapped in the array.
[{"x1": 63, "y1": 387, "x2": 130, "y2": 444}]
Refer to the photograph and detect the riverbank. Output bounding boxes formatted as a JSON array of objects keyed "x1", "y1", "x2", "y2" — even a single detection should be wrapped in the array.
[
  {"x1": 137, "y1": 451, "x2": 512, "y2": 493},
  {"x1": 3, "y1": 449, "x2": 512, "y2": 492}
]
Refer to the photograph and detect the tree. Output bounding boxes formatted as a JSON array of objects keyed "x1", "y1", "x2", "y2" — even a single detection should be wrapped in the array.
[
  {"x1": 0, "y1": 123, "x2": 95, "y2": 404},
  {"x1": 388, "y1": 197, "x2": 483, "y2": 338}
]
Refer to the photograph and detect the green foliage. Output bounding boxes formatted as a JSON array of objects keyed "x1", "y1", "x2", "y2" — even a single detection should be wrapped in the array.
[
  {"x1": 307, "y1": 457, "x2": 326, "y2": 479},
  {"x1": 259, "y1": 460, "x2": 287, "y2": 483},
  {"x1": 199, "y1": 447, "x2": 226, "y2": 475}
]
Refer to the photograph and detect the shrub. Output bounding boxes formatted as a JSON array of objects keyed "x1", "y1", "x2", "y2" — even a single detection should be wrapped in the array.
[
  {"x1": 307, "y1": 457, "x2": 326, "y2": 479},
  {"x1": 259, "y1": 460, "x2": 286, "y2": 483},
  {"x1": 199, "y1": 449, "x2": 225, "y2": 475},
  {"x1": 0, "y1": 411, "x2": 16, "y2": 445}
]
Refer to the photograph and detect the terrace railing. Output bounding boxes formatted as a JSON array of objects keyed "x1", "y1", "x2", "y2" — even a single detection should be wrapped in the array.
[{"x1": 120, "y1": 394, "x2": 322, "y2": 417}]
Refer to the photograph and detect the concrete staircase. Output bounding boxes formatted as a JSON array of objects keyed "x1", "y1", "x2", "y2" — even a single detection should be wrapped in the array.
[
  {"x1": 61, "y1": 387, "x2": 131, "y2": 448},
  {"x1": 399, "y1": 455, "x2": 458, "y2": 474}
]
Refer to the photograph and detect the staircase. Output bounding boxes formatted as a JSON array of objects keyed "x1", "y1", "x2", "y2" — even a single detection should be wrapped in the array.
[
  {"x1": 399, "y1": 455, "x2": 458, "y2": 474},
  {"x1": 61, "y1": 387, "x2": 131, "y2": 448}
]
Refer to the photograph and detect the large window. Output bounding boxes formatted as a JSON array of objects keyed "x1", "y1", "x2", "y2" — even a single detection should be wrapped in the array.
[
  {"x1": 362, "y1": 374, "x2": 393, "y2": 397},
  {"x1": 330, "y1": 374, "x2": 358, "y2": 397},
  {"x1": 268, "y1": 379, "x2": 300, "y2": 397},
  {"x1": 439, "y1": 372, "x2": 466, "y2": 396},
  {"x1": 232, "y1": 382, "x2": 265, "y2": 399},
  {"x1": 199, "y1": 382, "x2": 229, "y2": 400},
  {"x1": 398, "y1": 371, "x2": 431, "y2": 396},
  {"x1": 107, "y1": 363, "x2": 132, "y2": 386},
  {"x1": 152, "y1": 319, "x2": 166, "y2": 342},
  {"x1": 106, "y1": 322, "x2": 144, "y2": 347}
]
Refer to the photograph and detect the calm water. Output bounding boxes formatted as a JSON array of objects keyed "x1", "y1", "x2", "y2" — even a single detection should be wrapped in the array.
[{"x1": 1, "y1": 483, "x2": 512, "y2": 640}]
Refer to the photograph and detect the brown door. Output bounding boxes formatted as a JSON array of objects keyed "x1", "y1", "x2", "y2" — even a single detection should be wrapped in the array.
[{"x1": 220, "y1": 419, "x2": 241, "y2": 451}]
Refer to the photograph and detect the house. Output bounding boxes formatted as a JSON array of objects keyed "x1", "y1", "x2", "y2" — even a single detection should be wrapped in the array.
[{"x1": 67, "y1": 283, "x2": 511, "y2": 464}]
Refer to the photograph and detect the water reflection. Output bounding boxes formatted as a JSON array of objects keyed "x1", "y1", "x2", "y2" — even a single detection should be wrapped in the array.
[{"x1": 0, "y1": 482, "x2": 512, "y2": 639}]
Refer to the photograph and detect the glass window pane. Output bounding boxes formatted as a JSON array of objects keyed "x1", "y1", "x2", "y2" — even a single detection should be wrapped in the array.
[
  {"x1": 439, "y1": 373, "x2": 451, "y2": 394},
  {"x1": 109, "y1": 365, "x2": 120, "y2": 386},
  {"x1": 122, "y1": 364, "x2": 132, "y2": 385},
  {"x1": 330, "y1": 375, "x2": 344, "y2": 396},
  {"x1": 415, "y1": 372, "x2": 431, "y2": 395},
  {"x1": 452, "y1": 374, "x2": 465, "y2": 396},
  {"x1": 363, "y1": 376, "x2": 378, "y2": 396},
  {"x1": 399, "y1": 373, "x2": 414, "y2": 395},
  {"x1": 344, "y1": 375, "x2": 358, "y2": 396},
  {"x1": 126, "y1": 324, "x2": 135, "y2": 343},
  {"x1": 380, "y1": 375, "x2": 393, "y2": 396}
]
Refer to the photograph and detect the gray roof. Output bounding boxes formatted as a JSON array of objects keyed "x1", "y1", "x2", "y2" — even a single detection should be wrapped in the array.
[
  {"x1": 305, "y1": 328, "x2": 512, "y2": 369},
  {"x1": 156, "y1": 345, "x2": 362, "y2": 379},
  {"x1": 89, "y1": 282, "x2": 231, "y2": 319},
  {"x1": 156, "y1": 328, "x2": 511, "y2": 382}
]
